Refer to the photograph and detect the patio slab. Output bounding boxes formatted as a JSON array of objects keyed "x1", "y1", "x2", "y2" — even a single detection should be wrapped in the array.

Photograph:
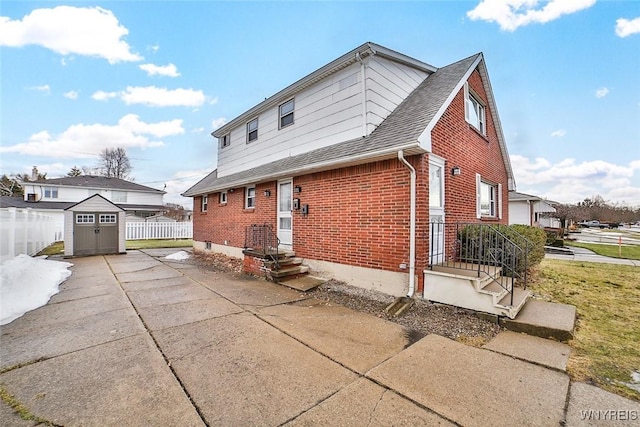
[
  {"x1": 367, "y1": 334, "x2": 570, "y2": 427},
  {"x1": 157, "y1": 312, "x2": 357, "y2": 426},
  {"x1": 483, "y1": 330, "x2": 571, "y2": 371},
  {"x1": 114, "y1": 264, "x2": 183, "y2": 283},
  {"x1": 126, "y1": 282, "x2": 217, "y2": 309},
  {"x1": 0, "y1": 334, "x2": 204, "y2": 427},
  {"x1": 138, "y1": 296, "x2": 243, "y2": 331},
  {"x1": 565, "y1": 382, "x2": 640, "y2": 426},
  {"x1": 257, "y1": 299, "x2": 410, "y2": 374},
  {"x1": 501, "y1": 299, "x2": 576, "y2": 342},
  {"x1": 285, "y1": 377, "x2": 455, "y2": 426}
]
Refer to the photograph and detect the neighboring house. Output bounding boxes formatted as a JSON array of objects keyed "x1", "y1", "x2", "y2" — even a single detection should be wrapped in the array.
[
  {"x1": 509, "y1": 191, "x2": 560, "y2": 228},
  {"x1": 1, "y1": 175, "x2": 167, "y2": 239},
  {"x1": 184, "y1": 42, "x2": 524, "y2": 316}
]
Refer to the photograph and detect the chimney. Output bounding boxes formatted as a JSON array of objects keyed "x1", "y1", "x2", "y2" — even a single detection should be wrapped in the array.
[{"x1": 31, "y1": 166, "x2": 39, "y2": 181}]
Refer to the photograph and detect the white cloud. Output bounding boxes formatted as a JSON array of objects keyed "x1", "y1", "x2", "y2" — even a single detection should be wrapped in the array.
[
  {"x1": 0, "y1": 114, "x2": 184, "y2": 159},
  {"x1": 467, "y1": 0, "x2": 596, "y2": 32},
  {"x1": 510, "y1": 154, "x2": 640, "y2": 205},
  {"x1": 63, "y1": 90, "x2": 78, "y2": 100},
  {"x1": 139, "y1": 63, "x2": 180, "y2": 77},
  {"x1": 550, "y1": 129, "x2": 566, "y2": 137},
  {"x1": 615, "y1": 17, "x2": 640, "y2": 38},
  {"x1": 91, "y1": 90, "x2": 118, "y2": 101},
  {"x1": 29, "y1": 85, "x2": 50, "y2": 94},
  {"x1": 191, "y1": 127, "x2": 205, "y2": 133},
  {"x1": 595, "y1": 87, "x2": 609, "y2": 98},
  {"x1": 0, "y1": 6, "x2": 142, "y2": 63},
  {"x1": 211, "y1": 117, "x2": 227, "y2": 130},
  {"x1": 121, "y1": 86, "x2": 205, "y2": 107}
]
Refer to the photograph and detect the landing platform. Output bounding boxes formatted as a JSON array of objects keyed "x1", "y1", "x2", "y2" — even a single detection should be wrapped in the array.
[{"x1": 501, "y1": 299, "x2": 576, "y2": 342}]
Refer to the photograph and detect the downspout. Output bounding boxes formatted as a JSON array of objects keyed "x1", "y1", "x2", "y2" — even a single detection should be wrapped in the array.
[
  {"x1": 355, "y1": 51, "x2": 367, "y2": 137},
  {"x1": 398, "y1": 150, "x2": 416, "y2": 298}
]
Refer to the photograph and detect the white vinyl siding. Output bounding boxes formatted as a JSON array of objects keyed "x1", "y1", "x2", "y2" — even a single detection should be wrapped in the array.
[
  {"x1": 216, "y1": 59, "x2": 428, "y2": 178},
  {"x1": 112, "y1": 191, "x2": 127, "y2": 203}
]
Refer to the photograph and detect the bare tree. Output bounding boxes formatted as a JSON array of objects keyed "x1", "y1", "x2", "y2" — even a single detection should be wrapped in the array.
[{"x1": 98, "y1": 147, "x2": 132, "y2": 180}]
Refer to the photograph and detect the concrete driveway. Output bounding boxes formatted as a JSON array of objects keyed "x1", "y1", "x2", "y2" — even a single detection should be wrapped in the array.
[{"x1": 1, "y1": 249, "x2": 638, "y2": 426}]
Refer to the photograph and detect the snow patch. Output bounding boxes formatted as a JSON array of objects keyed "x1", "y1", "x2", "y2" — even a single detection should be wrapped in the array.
[
  {"x1": 1, "y1": 254, "x2": 73, "y2": 325},
  {"x1": 165, "y1": 251, "x2": 190, "y2": 261}
]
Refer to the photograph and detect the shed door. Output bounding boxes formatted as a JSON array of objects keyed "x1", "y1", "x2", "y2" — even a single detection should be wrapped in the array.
[{"x1": 73, "y1": 212, "x2": 119, "y2": 256}]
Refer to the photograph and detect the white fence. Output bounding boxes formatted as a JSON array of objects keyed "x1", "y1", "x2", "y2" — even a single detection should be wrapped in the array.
[
  {"x1": 0, "y1": 208, "x2": 62, "y2": 262},
  {"x1": 125, "y1": 221, "x2": 193, "y2": 240}
]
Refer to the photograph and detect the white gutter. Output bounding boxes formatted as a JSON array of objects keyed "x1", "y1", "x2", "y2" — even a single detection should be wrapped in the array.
[{"x1": 397, "y1": 150, "x2": 416, "y2": 298}]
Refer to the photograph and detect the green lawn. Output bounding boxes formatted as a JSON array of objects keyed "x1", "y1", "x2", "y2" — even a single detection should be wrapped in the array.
[
  {"x1": 36, "y1": 239, "x2": 193, "y2": 256},
  {"x1": 565, "y1": 241, "x2": 640, "y2": 260},
  {"x1": 530, "y1": 259, "x2": 640, "y2": 401}
]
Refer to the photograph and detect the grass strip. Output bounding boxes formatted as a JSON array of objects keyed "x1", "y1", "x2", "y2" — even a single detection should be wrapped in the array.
[
  {"x1": 530, "y1": 259, "x2": 640, "y2": 401},
  {"x1": 565, "y1": 241, "x2": 640, "y2": 260}
]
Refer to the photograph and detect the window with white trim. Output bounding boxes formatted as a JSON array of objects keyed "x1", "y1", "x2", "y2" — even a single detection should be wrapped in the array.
[
  {"x1": 220, "y1": 191, "x2": 227, "y2": 204},
  {"x1": 219, "y1": 134, "x2": 230, "y2": 149},
  {"x1": 201, "y1": 195, "x2": 208, "y2": 212},
  {"x1": 247, "y1": 118, "x2": 258, "y2": 143},
  {"x1": 44, "y1": 187, "x2": 58, "y2": 199},
  {"x1": 245, "y1": 186, "x2": 255, "y2": 209},
  {"x1": 279, "y1": 99, "x2": 294, "y2": 129},
  {"x1": 100, "y1": 214, "x2": 117, "y2": 223},
  {"x1": 112, "y1": 191, "x2": 127, "y2": 203},
  {"x1": 476, "y1": 173, "x2": 502, "y2": 219},
  {"x1": 464, "y1": 82, "x2": 486, "y2": 135},
  {"x1": 76, "y1": 214, "x2": 95, "y2": 224}
]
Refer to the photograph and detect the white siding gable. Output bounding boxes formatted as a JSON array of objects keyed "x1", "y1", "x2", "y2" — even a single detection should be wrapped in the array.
[
  {"x1": 216, "y1": 55, "x2": 429, "y2": 178},
  {"x1": 22, "y1": 184, "x2": 163, "y2": 206}
]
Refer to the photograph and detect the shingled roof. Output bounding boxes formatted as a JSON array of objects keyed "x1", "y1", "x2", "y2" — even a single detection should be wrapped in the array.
[
  {"x1": 184, "y1": 51, "x2": 513, "y2": 197},
  {"x1": 26, "y1": 176, "x2": 165, "y2": 194}
]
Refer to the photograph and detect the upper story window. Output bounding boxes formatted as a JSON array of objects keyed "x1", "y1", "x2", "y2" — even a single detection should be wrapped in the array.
[
  {"x1": 201, "y1": 195, "x2": 208, "y2": 212},
  {"x1": 44, "y1": 187, "x2": 58, "y2": 199},
  {"x1": 112, "y1": 191, "x2": 127, "y2": 203},
  {"x1": 279, "y1": 99, "x2": 294, "y2": 129},
  {"x1": 220, "y1": 191, "x2": 227, "y2": 204},
  {"x1": 219, "y1": 134, "x2": 230, "y2": 149},
  {"x1": 245, "y1": 186, "x2": 255, "y2": 209},
  {"x1": 464, "y1": 82, "x2": 486, "y2": 135},
  {"x1": 247, "y1": 118, "x2": 258, "y2": 143}
]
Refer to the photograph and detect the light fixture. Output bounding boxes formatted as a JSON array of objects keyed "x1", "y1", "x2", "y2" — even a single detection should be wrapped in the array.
[
  {"x1": 264, "y1": 190, "x2": 271, "y2": 197},
  {"x1": 451, "y1": 167, "x2": 461, "y2": 176},
  {"x1": 228, "y1": 188, "x2": 235, "y2": 193},
  {"x1": 294, "y1": 186, "x2": 302, "y2": 193}
]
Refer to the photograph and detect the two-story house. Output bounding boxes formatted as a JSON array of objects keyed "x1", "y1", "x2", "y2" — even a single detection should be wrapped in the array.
[
  {"x1": 184, "y1": 42, "x2": 526, "y2": 317},
  {"x1": 1, "y1": 174, "x2": 167, "y2": 238}
]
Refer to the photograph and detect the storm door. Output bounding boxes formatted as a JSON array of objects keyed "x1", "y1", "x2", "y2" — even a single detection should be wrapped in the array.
[
  {"x1": 428, "y1": 156, "x2": 445, "y2": 266},
  {"x1": 277, "y1": 179, "x2": 293, "y2": 248}
]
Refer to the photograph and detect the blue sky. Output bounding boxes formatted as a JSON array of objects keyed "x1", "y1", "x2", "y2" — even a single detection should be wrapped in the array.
[{"x1": 1, "y1": 0, "x2": 639, "y2": 208}]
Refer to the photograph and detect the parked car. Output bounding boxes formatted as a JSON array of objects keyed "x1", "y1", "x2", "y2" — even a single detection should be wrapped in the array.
[{"x1": 578, "y1": 220, "x2": 620, "y2": 229}]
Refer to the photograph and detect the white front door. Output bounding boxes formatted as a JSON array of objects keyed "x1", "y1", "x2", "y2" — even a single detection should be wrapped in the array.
[
  {"x1": 277, "y1": 179, "x2": 293, "y2": 248},
  {"x1": 429, "y1": 156, "x2": 445, "y2": 265}
]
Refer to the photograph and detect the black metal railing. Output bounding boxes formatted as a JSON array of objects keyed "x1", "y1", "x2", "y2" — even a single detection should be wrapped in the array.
[
  {"x1": 428, "y1": 222, "x2": 531, "y2": 306},
  {"x1": 244, "y1": 224, "x2": 280, "y2": 269}
]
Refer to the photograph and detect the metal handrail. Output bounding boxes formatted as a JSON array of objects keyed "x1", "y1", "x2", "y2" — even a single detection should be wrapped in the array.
[
  {"x1": 428, "y1": 222, "x2": 530, "y2": 306},
  {"x1": 244, "y1": 224, "x2": 281, "y2": 269}
]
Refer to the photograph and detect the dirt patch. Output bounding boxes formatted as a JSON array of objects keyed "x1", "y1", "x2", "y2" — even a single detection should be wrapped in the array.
[{"x1": 191, "y1": 251, "x2": 244, "y2": 273}]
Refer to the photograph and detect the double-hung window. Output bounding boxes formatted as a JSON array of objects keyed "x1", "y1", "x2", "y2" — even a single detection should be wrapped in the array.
[
  {"x1": 219, "y1": 134, "x2": 230, "y2": 149},
  {"x1": 245, "y1": 186, "x2": 256, "y2": 209},
  {"x1": 279, "y1": 99, "x2": 294, "y2": 129},
  {"x1": 476, "y1": 174, "x2": 502, "y2": 219},
  {"x1": 220, "y1": 191, "x2": 227, "y2": 204},
  {"x1": 464, "y1": 82, "x2": 486, "y2": 135},
  {"x1": 44, "y1": 187, "x2": 58, "y2": 199},
  {"x1": 201, "y1": 195, "x2": 208, "y2": 212},
  {"x1": 112, "y1": 191, "x2": 127, "y2": 203},
  {"x1": 247, "y1": 118, "x2": 258, "y2": 143}
]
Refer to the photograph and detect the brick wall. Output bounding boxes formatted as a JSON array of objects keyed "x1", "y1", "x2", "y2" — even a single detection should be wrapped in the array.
[
  {"x1": 193, "y1": 182, "x2": 277, "y2": 248},
  {"x1": 431, "y1": 69, "x2": 509, "y2": 225}
]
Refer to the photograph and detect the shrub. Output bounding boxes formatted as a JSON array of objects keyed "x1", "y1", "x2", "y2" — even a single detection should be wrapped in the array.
[{"x1": 457, "y1": 224, "x2": 546, "y2": 278}]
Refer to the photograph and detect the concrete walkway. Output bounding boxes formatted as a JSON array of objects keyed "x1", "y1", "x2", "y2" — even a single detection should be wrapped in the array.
[
  {"x1": 1, "y1": 249, "x2": 638, "y2": 426},
  {"x1": 545, "y1": 246, "x2": 640, "y2": 266}
]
